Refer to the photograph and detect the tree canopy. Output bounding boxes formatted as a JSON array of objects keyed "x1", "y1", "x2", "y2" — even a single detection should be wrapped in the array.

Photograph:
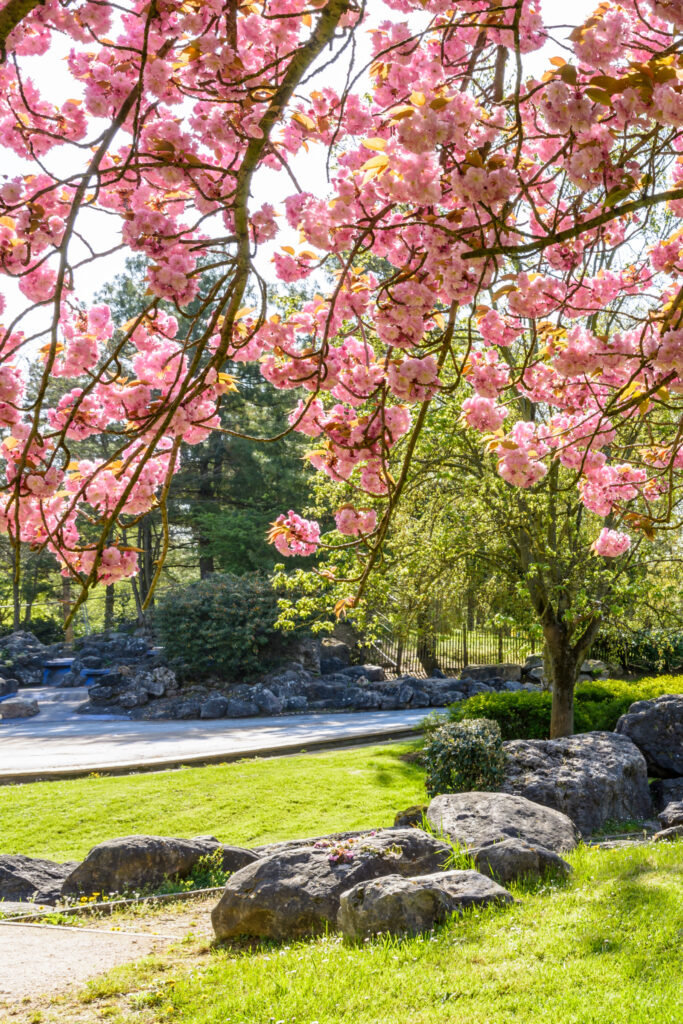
[{"x1": 1, "y1": 0, "x2": 683, "y2": 666}]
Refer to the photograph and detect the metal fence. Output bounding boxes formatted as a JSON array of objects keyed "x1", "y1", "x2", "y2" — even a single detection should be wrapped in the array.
[{"x1": 366, "y1": 621, "x2": 538, "y2": 678}]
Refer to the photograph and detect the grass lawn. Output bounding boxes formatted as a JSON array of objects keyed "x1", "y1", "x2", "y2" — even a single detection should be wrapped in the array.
[
  {"x1": 0, "y1": 742, "x2": 425, "y2": 861},
  {"x1": 69, "y1": 840, "x2": 683, "y2": 1024}
]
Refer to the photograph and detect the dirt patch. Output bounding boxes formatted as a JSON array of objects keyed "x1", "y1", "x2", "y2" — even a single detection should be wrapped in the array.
[{"x1": 0, "y1": 896, "x2": 216, "y2": 1019}]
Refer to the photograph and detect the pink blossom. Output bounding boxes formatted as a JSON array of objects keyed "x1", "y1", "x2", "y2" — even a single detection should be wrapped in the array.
[
  {"x1": 268, "y1": 511, "x2": 320, "y2": 557},
  {"x1": 592, "y1": 529, "x2": 631, "y2": 558}
]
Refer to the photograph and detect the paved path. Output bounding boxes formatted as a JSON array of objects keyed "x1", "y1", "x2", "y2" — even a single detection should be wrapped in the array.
[{"x1": 0, "y1": 687, "x2": 425, "y2": 782}]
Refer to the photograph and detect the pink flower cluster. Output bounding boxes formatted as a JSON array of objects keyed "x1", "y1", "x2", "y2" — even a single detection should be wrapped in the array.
[
  {"x1": 268, "y1": 511, "x2": 320, "y2": 558},
  {"x1": 592, "y1": 529, "x2": 631, "y2": 558}
]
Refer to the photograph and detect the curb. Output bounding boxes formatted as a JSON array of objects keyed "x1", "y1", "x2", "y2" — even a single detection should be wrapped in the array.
[{"x1": 0, "y1": 724, "x2": 422, "y2": 785}]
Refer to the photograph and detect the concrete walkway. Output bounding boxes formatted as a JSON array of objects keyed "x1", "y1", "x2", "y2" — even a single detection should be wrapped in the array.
[{"x1": 0, "y1": 687, "x2": 425, "y2": 782}]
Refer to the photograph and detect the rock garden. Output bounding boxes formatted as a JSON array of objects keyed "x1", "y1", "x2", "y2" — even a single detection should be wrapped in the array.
[
  {"x1": 2, "y1": 688, "x2": 682, "y2": 947},
  {"x1": 0, "y1": 624, "x2": 613, "y2": 722}
]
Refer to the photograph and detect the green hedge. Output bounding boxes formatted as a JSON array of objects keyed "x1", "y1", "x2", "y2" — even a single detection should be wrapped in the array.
[
  {"x1": 155, "y1": 573, "x2": 285, "y2": 682},
  {"x1": 450, "y1": 675, "x2": 683, "y2": 741}
]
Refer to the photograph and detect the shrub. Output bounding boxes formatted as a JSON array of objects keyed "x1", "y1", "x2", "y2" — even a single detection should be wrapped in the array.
[
  {"x1": 423, "y1": 718, "x2": 505, "y2": 798},
  {"x1": 450, "y1": 675, "x2": 683, "y2": 740},
  {"x1": 155, "y1": 573, "x2": 285, "y2": 681},
  {"x1": 593, "y1": 627, "x2": 683, "y2": 673}
]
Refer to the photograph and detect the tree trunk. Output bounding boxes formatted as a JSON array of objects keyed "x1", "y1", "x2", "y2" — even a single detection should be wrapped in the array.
[
  {"x1": 104, "y1": 584, "x2": 115, "y2": 632},
  {"x1": 544, "y1": 626, "x2": 581, "y2": 737},
  {"x1": 416, "y1": 610, "x2": 440, "y2": 676},
  {"x1": 199, "y1": 547, "x2": 215, "y2": 578},
  {"x1": 61, "y1": 576, "x2": 74, "y2": 644}
]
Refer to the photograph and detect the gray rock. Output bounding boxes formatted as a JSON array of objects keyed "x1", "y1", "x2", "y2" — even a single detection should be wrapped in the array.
[
  {"x1": 462, "y1": 663, "x2": 522, "y2": 682},
  {"x1": 524, "y1": 655, "x2": 544, "y2": 669},
  {"x1": 651, "y1": 778, "x2": 683, "y2": 812},
  {"x1": 135, "y1": 666, "x2": 177, "y2": 697},
  {"x1": 118, "y1": 688, "x2": 148, "y2": 709},
  {"x1": 200, "y1": 696, "x2": 229, "y2": 719},
  {"x1": 653, "y1": 825, "x2": 683, "y2": 842},
  {"x1": 658, "y1": 801, "x2": 683, "y2": 828},
  {"x1": 580, "y1": 659, "x2": 608, "y2": 677},
  {"x1": 226, "y1": 698, "x2": 258, "y2": 718},
  {"x1": 615, "y1": 695, "x2": 683, "y2": 778},
  {"x1": 62, "y1": 835, "x2": 225, "y2": 895},
  {"x1": 0, "y1": 631, "x2": 47, "y2": 685},
  {"x1": 503, "y1": 680, "x2": 524, "y2": 692},
  {"x1": 503, "y1": 731, "x2": 652, "y2": 834},
  {"x1": 340, "y1": 664, "x2": 386, "y2": 683},
  {"x1": 0, "y1": 697, "x2": 39, "y2": 719},
  {"x1": 211, "y1": 828, "x2": 452, "y2": 941},
  {"x1": 214, "y1": 846, "x2": 261, "y2": 874},
  {"x1": 320, "y1": 657, "x2": 347, "y2": 675},
  {"x1": 88, "y1": 684, "x2": 114, "y2": 703},
  {"x1": 320, "y1": 639, "x2": 351, "y2": 666},
  {"x1": 472, "y1": 838, "x2": 572, "y2": 884},
  {"x1": 0, "y1": 678, "x2": 19, "y2": 698},
  {"x1": 394, "y1": 805, "x2": 428, "y2": 828},
  {"x1": 173, "y1": 698, "x2": 202, "y2": 719},
  {"x1": 284, "y1": 695, "x2": 308, "y2": 712},
  {"x1": 252, "y1": 687, "x2": 283, "y2": 715},
  {"x1": 0, "y1": 855, "x2": 79, "y2": 904},
  {"x1": 427, "y1": 792, "x2": 578, "y2": 853},
  {"x1": 254, "y1": 829, "x2": 379, "y2": 859},
  {"x1": 338, "y1": 869, "x2": 513, "y2": 939}
]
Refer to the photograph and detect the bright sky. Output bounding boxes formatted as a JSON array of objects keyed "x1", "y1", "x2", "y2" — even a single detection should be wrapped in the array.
[{"x1": 2, "y1": 0, "x2": 598, "y2": 334}]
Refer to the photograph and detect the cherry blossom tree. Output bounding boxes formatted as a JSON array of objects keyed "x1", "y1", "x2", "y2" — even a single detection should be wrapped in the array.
[{"x1": 1, "y1": 0, "x2": 683, "y2": 731}]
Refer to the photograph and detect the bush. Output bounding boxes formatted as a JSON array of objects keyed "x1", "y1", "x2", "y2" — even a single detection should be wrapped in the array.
[
  {"x1": 423, "y1": 718, "x2": 505, "y2": 798},
  {"x1": 450, "y1": 675, "x2": 683, "y2": 740},
  {"x1": 593, "y1": 627, "x2": 683, "y2": 673},
  {"x1": 155, "y1": 573, "x2": 285, "y2": 681},
  {"x1": 0, "y1": 618, "x2": 64, "y2": 644}
]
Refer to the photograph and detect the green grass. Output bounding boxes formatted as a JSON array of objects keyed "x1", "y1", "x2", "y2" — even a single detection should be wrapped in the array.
[
  {"x1": 82, "y1": 840, "x2": 683, "y2": 1024},
  {"x1": 0, "y1": 742, "x2": 425, "y2": 861}
]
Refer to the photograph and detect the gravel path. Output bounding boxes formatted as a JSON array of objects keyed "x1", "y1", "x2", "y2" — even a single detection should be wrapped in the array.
[{"x1": 0, "y1": 921, "x2": 172, "y2": 1001}]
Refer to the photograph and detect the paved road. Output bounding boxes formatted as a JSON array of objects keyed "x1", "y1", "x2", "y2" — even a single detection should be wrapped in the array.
[{"x1": 0, "y1": 687, "x2": 425, "y2": 782}]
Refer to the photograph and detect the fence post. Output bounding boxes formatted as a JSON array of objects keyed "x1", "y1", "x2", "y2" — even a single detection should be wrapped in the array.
[
  {"x1": 498, "y1": 628, "x2": 503, "y2": 663},
  {"x1": 462, "y1": 625, "x2": 468, "y2": 669}
]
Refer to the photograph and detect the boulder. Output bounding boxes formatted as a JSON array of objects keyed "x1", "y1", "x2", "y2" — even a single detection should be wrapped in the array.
[
  {"x1": 211, "y1": 828, "x2": 452, "y2": 941},
  {"x1": 284, "y1": 695, "x2": 308, "y2": 712},
  {"x1": 0, "y1": 631, "x2": 47, "y2": 685},
  {"x1": 0, "y1": 855, "x2": 79, "y2": 904},
  {"x1": 472, "y1": 838, "x2": 571, "y2": 885},
  {"x1": 427, "y1": 792, "x2": 578, "y2": 853},
  {"x1": 337, "y1": 869, "x2": 513, "y2": 939},
  {"x1": 394, "y1": 805, "x2": 428, "y2": 828},
  {"x1": 0, "y1": 697, "x2": 39, "y2": 719},
  {"x1": 251, "y1": 686, "x2": 283, "y2": 715},
  {"x1": 0, "y1": 678, "x2": 18, "y2": 698},
  {"x1": 320, "y1": 639, "x2": 351, "y2": 667},
  {"x1": 135, "y1": 666, "x2": 177, "y2": 698},
  {"x1": 651, "y1": 778, "x2": 683, "y2": 812},
  {"x1": 340, "y1": 664, "x2": 386, "y2": 683},
  {"x1": 254, "y1": 829, "x2": 378, "y2": 859},
  {"x1": 615, "y1": 695, "x2": 683, "y2": 778},
  {"x1": 503, "y1": 731, "x2": 652, "y2": 833},
  {"x1": 226, "y1": 698, "x2": 258, "y2": 718},
  {"x1": 653, "y1": 825, "x2": 683, "y2": 842},
  {"x1": 200, "y1": 695, "x2": 229, "y2": 719},
  {"x1": 462, "y1": 664, "x2": 522, "y2": 682},
  {"x1": 658, "y1": 802, "x2": 683, "y2": 828},
  {"x1": 62, "y1": 835, "x2": 227, "y2": 895}
]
